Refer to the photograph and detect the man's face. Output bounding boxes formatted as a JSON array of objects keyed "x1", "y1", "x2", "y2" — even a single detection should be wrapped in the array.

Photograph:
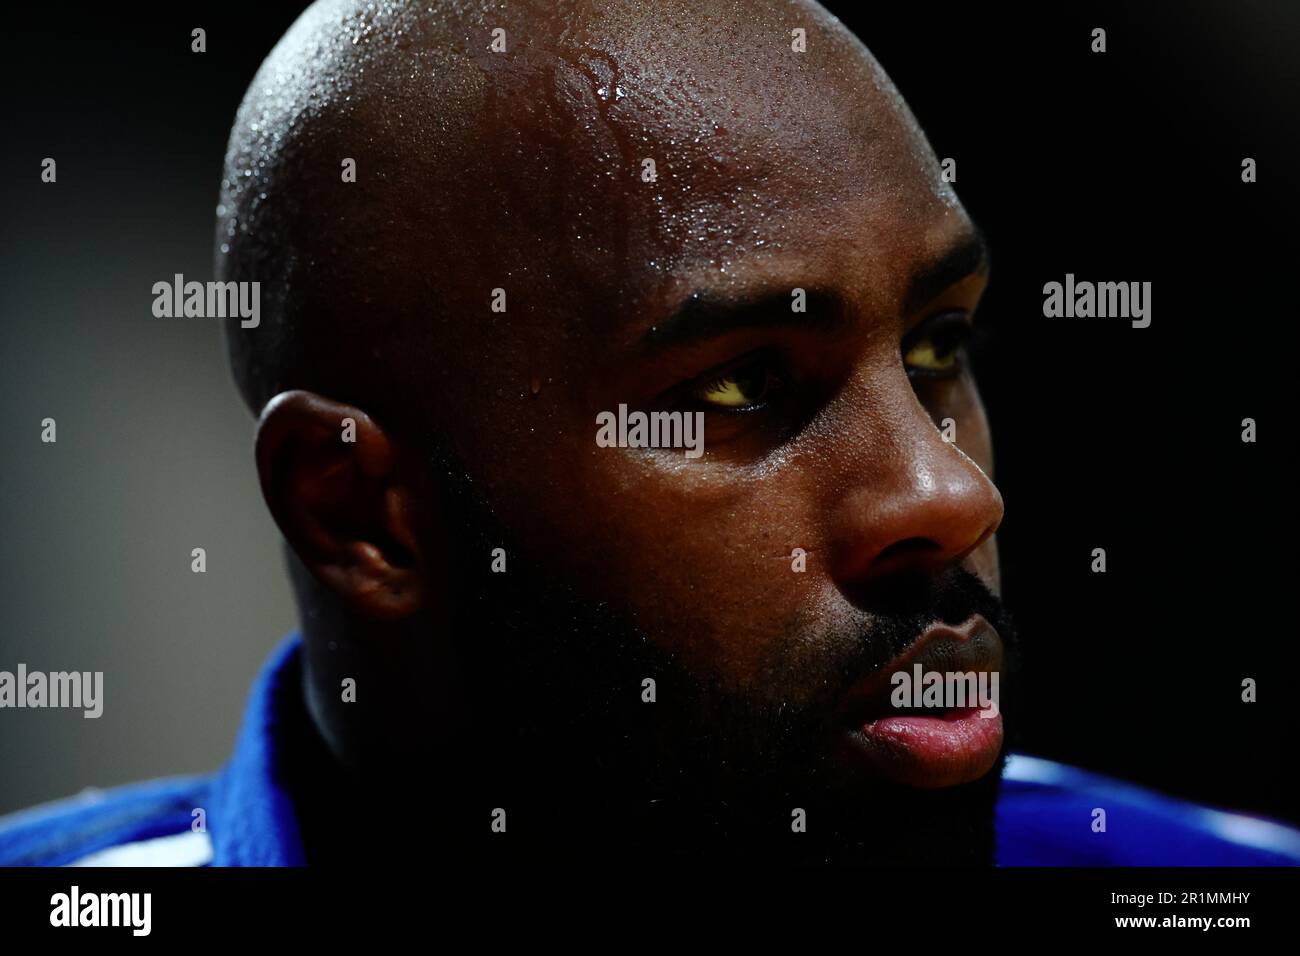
[
  {"x1": 241, "y1": 0, "x2": 1012, "y2": 861},
  {"x1": 387, "y1": 2, "x2": 1010, "y2": 847}
]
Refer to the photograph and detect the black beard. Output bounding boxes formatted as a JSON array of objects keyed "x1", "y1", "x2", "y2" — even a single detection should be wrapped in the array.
[{"x1": 429, "y1": 449, "x2": 1021, "y2": 867}]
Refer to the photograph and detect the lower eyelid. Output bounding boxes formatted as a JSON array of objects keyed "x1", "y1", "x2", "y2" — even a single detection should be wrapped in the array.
[{"x1": 907, "y1": 352, "x2": 968, "y2": 379}]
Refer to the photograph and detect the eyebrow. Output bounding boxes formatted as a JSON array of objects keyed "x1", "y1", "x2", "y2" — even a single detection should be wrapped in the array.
[
  {"x1": 639, "y1": 287, "x2": 846, "y2": 352},
  {"x1": 639, "y1": 228, "x2": 990, "y2": 354},
  {"x1": 900, "y1": 227, "x2": 990, "y2": 317}
]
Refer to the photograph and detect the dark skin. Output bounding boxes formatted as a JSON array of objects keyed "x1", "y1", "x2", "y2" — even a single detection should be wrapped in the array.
[{"x1": 225, "y1": 0, "x2": 1007, "y2": 862}]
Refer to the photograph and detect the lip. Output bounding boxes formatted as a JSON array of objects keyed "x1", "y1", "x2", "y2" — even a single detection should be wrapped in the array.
[{"x1": 830, "y1": 613, "x2": 1005, "y2": 788}]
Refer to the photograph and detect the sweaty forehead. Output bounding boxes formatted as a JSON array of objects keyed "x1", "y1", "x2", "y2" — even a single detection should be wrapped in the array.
[
  {"x1": 465, "y1": 0, "x2": 957, "y2": 295},
  {"x1": 576, "y1": 0, "x2": 938, "y2": 212},
  {"x1": 223, "y1": 0, "x2": 963, "y2": 368},
  {"x1": 504, "y1": 0, "x2": 930, "y2": 188}
]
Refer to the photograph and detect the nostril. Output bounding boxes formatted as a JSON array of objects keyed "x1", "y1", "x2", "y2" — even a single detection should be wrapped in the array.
[{"x1": 873, "y1": 536, "x2": 940, "y2": 569}]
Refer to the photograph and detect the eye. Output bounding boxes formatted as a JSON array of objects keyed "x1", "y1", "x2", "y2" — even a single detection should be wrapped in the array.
[
  {"x1": 903, "y1": 311, "x2": 974, "y2": 379},
  {"x1": 691, "y1": 354, "x2": 784, "y2": 410}
]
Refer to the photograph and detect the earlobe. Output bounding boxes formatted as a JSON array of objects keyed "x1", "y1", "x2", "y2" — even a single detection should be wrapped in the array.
[{"x1": 255, "y1": 390, "x2": 426, "y2": 620}]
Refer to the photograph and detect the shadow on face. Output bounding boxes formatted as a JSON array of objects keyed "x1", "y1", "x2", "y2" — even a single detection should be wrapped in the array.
[{"x1": 230, "y1": 0, "x2": 1013, "y2": 862}]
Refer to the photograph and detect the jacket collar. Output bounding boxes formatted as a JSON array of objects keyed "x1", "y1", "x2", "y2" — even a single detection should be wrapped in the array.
[{"x1": 210, "y1": 635, "x2": 308, "y2": 866}]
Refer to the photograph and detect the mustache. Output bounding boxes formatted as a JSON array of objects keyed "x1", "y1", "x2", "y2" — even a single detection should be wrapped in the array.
[
  {"x1": 678, "y1": 564, "x2": 1017, "y2": 778},
  {"x1": 822, "y1": 564, "x2": 1013, "y2": 704},
  {"x1": 857, "y1": 564, "x2": 1008, "y2": 657},
  {"x1": 709, "y1": 564, "x2": 1015, "y2": 758}
]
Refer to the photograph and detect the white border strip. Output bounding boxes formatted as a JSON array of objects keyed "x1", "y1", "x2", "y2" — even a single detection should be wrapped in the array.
[{"x1": 67, "y1": 830, "x2": 213, "y2": 867}]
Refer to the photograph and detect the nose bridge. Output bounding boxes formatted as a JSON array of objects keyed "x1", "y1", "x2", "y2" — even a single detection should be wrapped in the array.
[{"x1": 824, "y1": 373, "x2": 1004, "y2": 584}]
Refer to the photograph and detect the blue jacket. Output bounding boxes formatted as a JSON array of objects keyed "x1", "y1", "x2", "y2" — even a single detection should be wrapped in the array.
[{"x1": 2, "y1": 636, "x2": 1297, "y2": 866}]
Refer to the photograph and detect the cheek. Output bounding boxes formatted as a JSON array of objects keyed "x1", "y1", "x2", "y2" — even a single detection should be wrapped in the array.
[
  {"x1": 519, "y1": 452, "x2": 821, "y2": 691},
  {"x1": 453, "y1": 394, "x2": 805, "y2": 690},
  {"x1": 605, "y1": 482, "x2": 822, "y2": 691}
]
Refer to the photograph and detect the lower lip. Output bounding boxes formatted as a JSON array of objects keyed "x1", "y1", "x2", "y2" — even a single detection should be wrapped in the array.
[{"x1": 835, "y1": 707, "x2": 1004, "y2": 788}]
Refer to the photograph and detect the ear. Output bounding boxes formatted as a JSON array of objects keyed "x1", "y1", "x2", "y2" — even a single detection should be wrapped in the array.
[{"x1": 256, "y1": 390, "x2": 426, "y2": 620}]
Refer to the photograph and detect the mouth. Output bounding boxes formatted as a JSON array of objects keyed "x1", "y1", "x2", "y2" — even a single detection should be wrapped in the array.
[{"x1": 830, "y1": 613, "x2": 1005, "y2": 788}]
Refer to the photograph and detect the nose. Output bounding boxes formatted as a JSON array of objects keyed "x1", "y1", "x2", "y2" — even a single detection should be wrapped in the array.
[{"x1": 826, "y1": 398, "x2": 1004, "y2": 588}]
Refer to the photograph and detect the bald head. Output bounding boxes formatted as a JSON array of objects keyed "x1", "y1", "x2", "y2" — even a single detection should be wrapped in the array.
[{"x1": 217, "y1": 0, "x2": 953, "y2": 429}]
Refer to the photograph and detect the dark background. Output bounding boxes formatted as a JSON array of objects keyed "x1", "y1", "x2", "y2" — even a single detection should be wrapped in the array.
[{"x1": 1, "y1": 1, "x2": 1295, "y2": 823}]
